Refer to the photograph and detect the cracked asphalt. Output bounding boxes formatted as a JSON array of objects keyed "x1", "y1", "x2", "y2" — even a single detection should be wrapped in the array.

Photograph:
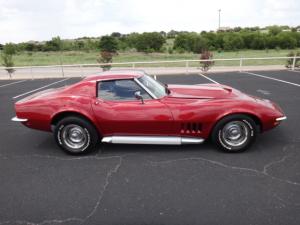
[{"x1": 0, "y1": 70, "x2": 299, "y2": 225}]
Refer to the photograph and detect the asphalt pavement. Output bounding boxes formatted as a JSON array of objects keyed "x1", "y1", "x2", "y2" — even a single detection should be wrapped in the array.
[{"x1": 0, "y1": 70, "x2": 299, "y2": 225}]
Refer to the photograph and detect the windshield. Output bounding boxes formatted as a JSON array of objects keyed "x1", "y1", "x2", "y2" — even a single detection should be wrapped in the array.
[{"x1": 137, "y1": 75, "x2": 167, "y2": 99}]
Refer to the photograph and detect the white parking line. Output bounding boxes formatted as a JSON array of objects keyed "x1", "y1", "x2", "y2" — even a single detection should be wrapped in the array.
[
  {"x1": 0, "y1": 80, "x2": 27, "y2": 88},
  {"x1": 13, "y1": 78, "x2": 70, "y2": 99},
  {"x1": 242, "y1": 71, "x2": 300, "y2": 87},
  {"x1": 198, "y1": 73, "x2": 220, "y2": 84}
]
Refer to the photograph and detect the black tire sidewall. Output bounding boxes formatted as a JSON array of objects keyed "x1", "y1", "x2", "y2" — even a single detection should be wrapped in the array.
[
  {"x1": 211, "y1": 114, "x2": 258, "y2": 152},
  {"x1": 54, "y1": 116, "x2": 98, "y2": 155}
]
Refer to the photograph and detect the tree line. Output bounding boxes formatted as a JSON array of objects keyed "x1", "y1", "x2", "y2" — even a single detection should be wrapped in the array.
[
  {"x1": 0, "y1": 26, "x2": 299, "y2": 54},
  {"x1": 174, "y1": 29, "x2": 300, "y2": 53}
]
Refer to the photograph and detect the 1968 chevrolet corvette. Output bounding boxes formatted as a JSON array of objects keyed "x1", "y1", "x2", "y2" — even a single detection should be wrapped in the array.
[{"x1": 12, "y1": 70, "x2": 286, "y2": 154}]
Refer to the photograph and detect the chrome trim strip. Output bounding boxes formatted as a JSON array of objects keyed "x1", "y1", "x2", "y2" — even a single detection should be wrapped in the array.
[
  {"x1": 276, "y1": 116, "x2": 287, "y2": 121},
  {"x1": 11, "y1": 116, "x2": 28, "y2": 122},
  {"x1": 101, "y1": 136, "x2": 205, "y2": 145},
  {"x1": 134, "y1": 78, "x2": 157, "y2": 99}
]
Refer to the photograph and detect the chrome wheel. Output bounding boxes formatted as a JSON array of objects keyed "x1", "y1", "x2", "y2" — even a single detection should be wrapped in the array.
[
  {"x1": 61, "y1": 124, "x2": 88, "y2": 151},
  {"x1": 221, "y1": 121, "x2": 248, "y2": 147}
]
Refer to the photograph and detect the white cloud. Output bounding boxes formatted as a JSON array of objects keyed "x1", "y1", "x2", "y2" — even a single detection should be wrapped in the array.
[{"x1": 0, "y1": 0, "x2": 299, "y2": 43}]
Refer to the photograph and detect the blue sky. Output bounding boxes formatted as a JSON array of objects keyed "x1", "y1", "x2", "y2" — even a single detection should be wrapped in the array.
[{"x1": 0, "y1": 0, "x2": 299, "y2": 43}]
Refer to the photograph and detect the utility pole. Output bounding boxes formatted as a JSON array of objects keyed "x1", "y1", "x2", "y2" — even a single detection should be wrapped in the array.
[{"x1": 218, "y1": 9, "x2": 221, "y2": 30}]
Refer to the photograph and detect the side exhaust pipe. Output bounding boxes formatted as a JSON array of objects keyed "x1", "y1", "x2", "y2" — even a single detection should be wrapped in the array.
[{"x1": 101, "y1": 136, "x2": 204, "y2": 145}]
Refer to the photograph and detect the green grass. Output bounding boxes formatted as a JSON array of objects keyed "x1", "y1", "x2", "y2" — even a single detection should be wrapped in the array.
[{"x1": 3, "y1": 49, "x2": 298, "y2": 67}]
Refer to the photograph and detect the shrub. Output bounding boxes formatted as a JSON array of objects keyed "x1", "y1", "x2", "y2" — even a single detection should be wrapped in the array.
[
  {"x1": 199, "y1": 51, "x2": 214, "y2": 72},
  {"x1": 176, "y1": 47, "x2": 185, "y2": 54},
  {"x1": 286, "y1": 51, "x2": 300, "y2": 68},
  {"x1": 97, "y1": 51, "x2": 114, "y2": 71},
  {"x1": 1, "y1": 43, "x2": 16, "y2": 78},
  {"x1": 168, "y1": 47, "x2": 173, "y2": 54}
]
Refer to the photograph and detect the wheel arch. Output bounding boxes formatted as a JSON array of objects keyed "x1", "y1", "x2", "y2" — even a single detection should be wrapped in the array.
[
  {"x1": 51, "y1": 111, "x2": 101, "y2": 136},
  {"x1": 210, "y1": 112, "x2": 262, "y2": 138}
]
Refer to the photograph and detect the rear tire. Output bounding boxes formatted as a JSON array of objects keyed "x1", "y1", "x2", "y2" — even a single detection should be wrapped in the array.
[
  {"x1": 54, "y1": 116, "x2": 99, "y2": 155},
  {"x1": 211, "y1": 114, "x2": 258, "y2": 153}
]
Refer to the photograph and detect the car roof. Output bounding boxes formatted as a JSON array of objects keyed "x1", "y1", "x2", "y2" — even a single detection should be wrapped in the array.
[{"x1": 83, "y1": 70, "x2": 146, "y2": 82}]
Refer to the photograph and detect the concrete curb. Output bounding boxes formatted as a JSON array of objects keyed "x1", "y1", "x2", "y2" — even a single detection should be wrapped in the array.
[{"x1": 0, "y1": 65, "x2": 288, "y2": 80}]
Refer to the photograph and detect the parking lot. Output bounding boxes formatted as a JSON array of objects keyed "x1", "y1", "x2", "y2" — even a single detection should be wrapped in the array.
[{"x1": 0, "y1": 70, "x2": 299, "y2": 225}]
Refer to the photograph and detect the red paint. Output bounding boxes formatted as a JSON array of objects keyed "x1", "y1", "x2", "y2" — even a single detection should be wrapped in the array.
[{"x1": 14, "y1": 72, "x2": 285, "y2": 139}]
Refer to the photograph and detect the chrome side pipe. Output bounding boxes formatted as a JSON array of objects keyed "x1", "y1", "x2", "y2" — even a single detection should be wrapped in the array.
[{"x1": 101, "y1": 136, "x2": 204, "y2": 145}]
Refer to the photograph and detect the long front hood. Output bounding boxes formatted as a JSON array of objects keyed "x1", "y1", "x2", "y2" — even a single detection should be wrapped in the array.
[{"x1": 168, "y1": 84, "x2": 235, "y2": 99}]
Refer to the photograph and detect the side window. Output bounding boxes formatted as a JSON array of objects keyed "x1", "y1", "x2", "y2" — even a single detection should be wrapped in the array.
[{"x1": 98, "y1": 79, "x2": 151, "y2": 101}]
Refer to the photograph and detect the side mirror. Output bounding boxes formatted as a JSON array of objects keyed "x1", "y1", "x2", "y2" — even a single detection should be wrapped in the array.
[{"x1": 134, "y1": 91, "x2": 144, "y2": 104}]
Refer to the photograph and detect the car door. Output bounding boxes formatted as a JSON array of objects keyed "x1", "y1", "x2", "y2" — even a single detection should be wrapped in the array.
[{"x1": 92, "y1": 79, "x2": 174, "y2": 136}]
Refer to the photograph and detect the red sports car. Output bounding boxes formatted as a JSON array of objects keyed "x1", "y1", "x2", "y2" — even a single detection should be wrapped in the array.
[{"x1": 12, "y1": 70, "x2": 286, "y2": 154}]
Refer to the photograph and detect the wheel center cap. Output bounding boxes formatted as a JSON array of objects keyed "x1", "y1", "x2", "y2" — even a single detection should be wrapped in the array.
[{"x1": 231, "y1": 129, "x2": 238, "y2": 135}]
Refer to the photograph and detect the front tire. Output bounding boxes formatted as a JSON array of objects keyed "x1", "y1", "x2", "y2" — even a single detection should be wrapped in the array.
[
  {"x1": 54, "y1": 116, "x2": 99, "y2": 155},
  {"x1": 211, "y1": 114, "x2": 258, "y2": 152}
]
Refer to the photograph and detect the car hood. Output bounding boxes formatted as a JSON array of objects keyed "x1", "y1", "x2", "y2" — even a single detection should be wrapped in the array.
[{"x1": 167, "y1": 84, "x2": 235, "y2": 99}]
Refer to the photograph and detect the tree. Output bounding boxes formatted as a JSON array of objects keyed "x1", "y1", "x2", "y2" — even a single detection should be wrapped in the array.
[
  {"x1": 202, "y1": 32, "x2": 217, "y2": 49},
  {"x1": 167, "y1": 30, "x2": 178, "y2": 38},
  {"x1": 44, "y1": 36, "x2": 62, "y2": 51},
  {"x1": 134, "y1": 32, "x2": 165, "y2": 52},
  {"x1": 174, "y1": 33, "x2": 193, "y2": 52},
  {"x1": 250, "y1": 33, "x2": 266, "y2": 49},
  {"x1": 233, "y1": 27, "x2": 242, "y2": 32},
  {"x1": 2, "y1": 43, "x2": 16, "y2": 55},
  {"x1": 266, "y1": 35, "x2": 279, "y2": 49},
  {"x1": 268, "y1": 25, "x2": 282, "y2": 36},
  {"x1": 99, "y1": 36, "x2": 118, "y2": 52},
  {"x1": 97, "y1": 36, "x2": 118, "y2": 70},
  {"x1": 74, "y1": 40, "x2": 85, "y2": 50},
  {"x1": 1, "y1": 43, "x2": 16, "y2": 78},
  {"x1": 193, "y1": 36, "x2": 208, "y2": 53},
  {"x1": 24, "y1": 43, "x2": 36, "y2": 51},
  {"x1": 240, "y1": 32, "x2": 253, "y2": 49},
  {"x1": 111, "y1": 32, "x2": 122, "y2": 38},
  {"x1": 223, "y1": 33, "x2": 244, "y2": 50},
  {"x1": 277, "y1": 32, "x2": 297, "y2": 49},
  {"x1": 160, "y1": 31, "x2": 167, "y2": 38}
]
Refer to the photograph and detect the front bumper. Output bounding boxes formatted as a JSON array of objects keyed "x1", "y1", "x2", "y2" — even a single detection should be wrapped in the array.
[{"x1": 11, "y1": 116, "x2": 28, "y2": 122}]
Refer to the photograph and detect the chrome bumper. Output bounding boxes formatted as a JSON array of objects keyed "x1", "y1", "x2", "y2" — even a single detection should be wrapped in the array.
[
  {"x1": 276, "y1": 116, "x2": 287, "y2": 121},
  {"x1": 11, "y1": 116, "x2": 28, "y2": 122}
]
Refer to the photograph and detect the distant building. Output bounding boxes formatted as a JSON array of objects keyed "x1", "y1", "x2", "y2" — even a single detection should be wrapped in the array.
[{"x1": 217, "y1": 26, "x2": 232, "y2": 32}]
